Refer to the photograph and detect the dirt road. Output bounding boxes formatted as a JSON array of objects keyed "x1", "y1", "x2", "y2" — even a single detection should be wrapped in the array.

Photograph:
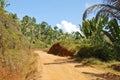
[{"x1": 34, "y1": 50, "x2": 105, "y2": 80}]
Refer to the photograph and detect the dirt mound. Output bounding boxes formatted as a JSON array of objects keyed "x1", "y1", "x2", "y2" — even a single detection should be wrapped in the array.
[{"x1": 48, "y1": 43, "x2": 74, "y2": 57}]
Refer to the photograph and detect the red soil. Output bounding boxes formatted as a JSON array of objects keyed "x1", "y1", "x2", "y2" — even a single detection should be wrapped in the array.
[
  {"x1": 48, "y1": 43, "x2": 74, "y2": 57},
  {"x1": 0, "y1": 64, "x2": 21, "y2": 80}
]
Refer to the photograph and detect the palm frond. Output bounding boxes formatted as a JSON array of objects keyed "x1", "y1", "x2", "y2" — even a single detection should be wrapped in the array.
[
  {"x1": 83, "y1": 4, "x2": 120, "y2": 20},
  {"x1": 103, "y1": 0, "x2": 120, "y2": 8},
  {"x1": 96, "y1": 9, "x2": 120, "y2": 20}
]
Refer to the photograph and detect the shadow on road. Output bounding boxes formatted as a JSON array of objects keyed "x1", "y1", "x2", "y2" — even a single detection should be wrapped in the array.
[
  {"x1": 44, "y1": 58, "x2": 78, "y2": 65},
  {"x1": 82, "y1": 72, "x2": 120, "y2": 80}
]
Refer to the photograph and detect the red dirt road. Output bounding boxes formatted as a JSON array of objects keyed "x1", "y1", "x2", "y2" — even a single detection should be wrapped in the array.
[{"x1": 34, "y1": 50, "x2": 105, "y2": 80}]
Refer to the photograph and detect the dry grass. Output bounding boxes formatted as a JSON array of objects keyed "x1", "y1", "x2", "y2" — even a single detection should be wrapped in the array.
[
  {"x1": 92, "y1": 60, "x2": 120, "y2": 75},
  {"x1": 0, "y1": 49, "x2": 38, "y2": 80},
  {"x1": 75, "y1": 58, "x2": 120, "y2": 76}
]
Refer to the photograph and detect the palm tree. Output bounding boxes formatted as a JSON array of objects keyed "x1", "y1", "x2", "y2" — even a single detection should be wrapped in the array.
[
  {"x1": 0, "y1": 0, "x2": 10, "y2": 12},
  {"x1": 82, "y1": 0, "x2": 120, "y2": 58},
  {"x1": 0, "y1": 0, "x2": 5, "y2": 10},
  {"x1": 83, "y1": 0, "x2": 120, "y2": 20},
  {"x1": 82, "y1": 0, "x2": 120, "y2": 43}
]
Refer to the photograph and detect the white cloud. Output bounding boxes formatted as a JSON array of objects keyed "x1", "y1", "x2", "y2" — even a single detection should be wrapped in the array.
[{"x1": 56, "y1": 20, "x2": 80, "y2": 33}]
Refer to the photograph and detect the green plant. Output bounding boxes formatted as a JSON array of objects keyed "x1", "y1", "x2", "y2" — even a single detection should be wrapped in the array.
[
  {"x1": 76, "y1": 42, "x2": 116, "y2": 61},
  {"x1": 76, "y1": 44, "x2": 94, "y2": 58},
  {"x1": 93, "y1": 46, "x2": 116, "y2": 61}
]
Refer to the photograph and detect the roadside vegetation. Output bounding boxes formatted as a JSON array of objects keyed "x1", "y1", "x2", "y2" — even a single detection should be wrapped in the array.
[{"x1": 0, "y1": 1, "x2": 38, "y2": 80}]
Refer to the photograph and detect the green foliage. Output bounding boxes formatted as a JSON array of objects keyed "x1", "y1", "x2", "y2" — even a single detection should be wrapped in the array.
[
  {"x1": 107, "y1": 19, "x2": 120, "y2": 42},
  {"x1": 106, "y1": 19, "x2": 120, "y2": 60},
  {"x1": 76, "y1": 43, "x2": 116, "y2": 61},
  {"x1": 79, "y1": 15, "x2": 120, "y2": 61},
  {"x1": 81, "y1": 0, "x2": 120, "y2": 61},
  {"x1": 32, "y1": 40, "x2": 50, "y2": 48},
  {"x1": 93, "y1": 46, "x2": 116, "y2": 61},
  {"x1": 76, "y1": 44, "x2": 94, "y2": 58},
  {"x1": 0, "y1": 0, "x2": 10, "y2": 12},
  {"x1": 20, "y1": 15, "x2": 80, "y2": 48}
]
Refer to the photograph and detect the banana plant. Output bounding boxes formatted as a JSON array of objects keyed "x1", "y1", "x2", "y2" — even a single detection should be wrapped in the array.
[
  {"x1": 80, "y1": 16, "x2": 110, "y2": 46},
  {"x1": 107, "y1": 19, "x2": 120, "y2": 42}
]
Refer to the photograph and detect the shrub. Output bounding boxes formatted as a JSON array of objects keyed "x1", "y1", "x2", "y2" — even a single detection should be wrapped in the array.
[
  {"x1": 76, "y1": 44, "x2": 94, "y2": 58},
  {"x1": 76, "y1": 43, "x2": 116, "y2": 61},
  {"x1": 114, "y1": 43, "x2": 120, "y2": 61},
  {"x1": 93, "y1": 46, "x2": 116, "y2": 61}
]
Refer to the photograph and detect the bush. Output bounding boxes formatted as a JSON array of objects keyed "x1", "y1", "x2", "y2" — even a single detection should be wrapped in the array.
[
  {"x1": 76, "y1": 44, "x2": 94, "y2": 58},
  {"x1": 76, "y1": 43, "x2": 116, "y2": 61},
  {"x1": 93, "y1": 47, "x2": 116, "y2": 61},
  {"x1": 114, "y1": 43, "x2": 120, "y2": 61}
]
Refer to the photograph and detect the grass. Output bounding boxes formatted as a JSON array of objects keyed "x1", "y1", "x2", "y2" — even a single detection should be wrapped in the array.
[
  {"x1": 0, "y1": 48, "x2": 38, "y2": 80},
  {"x1": 94, "y1": 61, "x2": 120, "y2": 75},
  {"x1": 75, "y1": 57, "x2": 120, "y2": 75},
  {"x1": 21, "y1": 50, "x2": 38, "y2": 80},
  {"x1": 54, "y1": 39, "x2": 81, "y2": 54}
]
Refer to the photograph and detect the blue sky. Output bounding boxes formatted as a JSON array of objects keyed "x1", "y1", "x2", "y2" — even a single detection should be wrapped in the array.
[{"x1": 6, "y1": 0, "x2": 101, "y2": 33}]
